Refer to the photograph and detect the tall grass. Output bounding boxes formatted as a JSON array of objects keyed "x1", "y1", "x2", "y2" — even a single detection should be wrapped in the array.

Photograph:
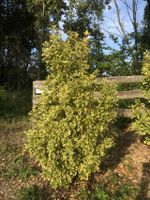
[
  {"x1": 0, "y1": 87, "x2": 32, "y2": 117},
  {"x1": 0, "y1": 87, "x2": 32, "y2": 131}
]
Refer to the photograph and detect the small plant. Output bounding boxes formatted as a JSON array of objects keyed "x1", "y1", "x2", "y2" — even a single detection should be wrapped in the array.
[
  {"x1": 132, "y1": 52, "x2": 150, "y2": 145},
  {"x1": 115, "y1": 184, "x2": 138, "y2": 200},
  {"x1": 78, "y1": 177, "x2": 139, "y2": 200},
  {"x1": 78, "y1": 189, "x2": 91, "y2": 200},
  {"x1": 26, "y1": 31, "x2": 117, "y2": 188},
  {"x1": 17, "y1": 185, "x2": 47, "y2": 200},
  {"x1": 2, "y1": 155, "x2": 38, "y2": 180},
  {"x1": 92, "y1": 185, "x2": 109, "y2": 200}
]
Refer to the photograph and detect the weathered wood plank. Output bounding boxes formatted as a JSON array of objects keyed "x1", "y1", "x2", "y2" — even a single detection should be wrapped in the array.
[
  {"x1": 33, "y1": 89, "x2": 144, "y2": 105},
  {"x1": 32, "y1": 80, "x2": 147, "y2": 118},
  {"x1": 32, "y1": 77, "x2": 145, "y2": 108},
  {"x1": 96, "y1": 75, "x2": 144, "y2": 84},
  {"x1": 33, "y1": 81, "x2": 44, "y2": 88},
  {"x1": 117, "y1": 89, "x2": 144, "y2": 99},
  {"x1": 118, "y1": 108, "x2": 149, "y2": 118},
  {"x1": 118, "y1": 109, "x2": 133, "y2": 118},
  {"x1": 33, "y1": 76, "x2": 144, "y2": 88},
  {"x1": 33, "y1": 81, "x2": 44, "y2": 105},
  {"x1": 94, "y1": 90, "x2": 144, "y2": 100}
]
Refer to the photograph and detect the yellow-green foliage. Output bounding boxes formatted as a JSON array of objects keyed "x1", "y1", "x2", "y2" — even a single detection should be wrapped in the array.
[
  {"x1": 142, "y1": 52, "x2": 150, "y2": 101},
  {"x1": 26, "y1": 32, "x2": 117, "y2": 188},
  {"x1": 132, "y1": 52, "x2": 150, "y2": 145}
]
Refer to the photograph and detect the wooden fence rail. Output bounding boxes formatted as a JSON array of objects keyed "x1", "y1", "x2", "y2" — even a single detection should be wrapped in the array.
[{"x1": 33, "y1": 75, "x2": 145, "y2": 117}]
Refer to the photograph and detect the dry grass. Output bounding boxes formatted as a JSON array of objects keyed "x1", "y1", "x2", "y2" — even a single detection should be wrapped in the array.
[
  {"x1": 0, "y1": 91, "x2": 149, "y2": 199},
  {"x1": 0, "y1": 119, "x2": 149, "y2": 200}
]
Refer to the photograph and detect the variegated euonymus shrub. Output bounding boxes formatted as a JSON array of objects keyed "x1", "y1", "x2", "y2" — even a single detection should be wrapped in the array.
[
  {"x1": 26, "y1": 32, "x2": 118, "y2": 188},
  {"x1": 132, "y1": 52, "x2": 150, "y2": 145}
]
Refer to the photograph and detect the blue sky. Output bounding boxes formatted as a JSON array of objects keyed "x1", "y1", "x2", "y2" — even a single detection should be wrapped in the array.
[
  {"x1": 60, "y1": 0, "x2": 147, "y2": 50},
  {"x1": 102, "y1": 0, "x2": 146, "y2": 50}
]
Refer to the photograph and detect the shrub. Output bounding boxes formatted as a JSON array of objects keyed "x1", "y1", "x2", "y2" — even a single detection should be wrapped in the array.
[
  {"x1": 132, "y1": 52, "x2": 150, "y2": 145},
  {"x1": 26, "y1": 32, "x2": 117, "y2": 188}
]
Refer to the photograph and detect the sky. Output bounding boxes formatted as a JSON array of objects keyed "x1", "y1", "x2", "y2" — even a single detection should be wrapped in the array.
[
  {"x1": 102, "y1": 0, "x2": 146, "y2": 50},
  {"x1": 60, "y1": 0, "x2": 147, "y2": 51}
]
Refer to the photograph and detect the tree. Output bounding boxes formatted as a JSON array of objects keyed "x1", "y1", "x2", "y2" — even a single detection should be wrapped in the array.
[
  {"x1": 0, "y1": 0, "x2": 111, "y2": 89},
  {"x1": 0, "y1": 0, "x2": 36, "y2": 89},
  {"x1": 0, "y1": 1, "x2": 5, "y2": 85},
  {"x1": 27, "y1": 0, "x2": 67, "y2": 79},
  {"x1": 142, "y1": 0, "x2": 150, "y2": 50},
  {"x1": 105, "y1": 0, "x2": 143, "y2": 75},
  {"x1": 63, "y1": 0, "x2": 111, "y2": 73}
]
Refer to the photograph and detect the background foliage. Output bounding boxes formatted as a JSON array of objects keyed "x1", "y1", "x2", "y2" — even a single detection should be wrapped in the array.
[
  {"x1": 1, "y1": 0, "x2": 150, "y2": 90},
  {"x1": 132, "y1": 52, "x2": 150, "y2": 145}
]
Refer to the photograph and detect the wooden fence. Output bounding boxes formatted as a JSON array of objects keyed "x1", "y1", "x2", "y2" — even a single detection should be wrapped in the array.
[{"x1": 33, "y1": 75, "x2": 145, "y2": 118}]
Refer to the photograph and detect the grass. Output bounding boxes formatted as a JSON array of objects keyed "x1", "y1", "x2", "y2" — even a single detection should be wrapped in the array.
[
  {"x1": 78, "y1": 171, "x2": 139, "y2": 200},
  {"x1": 0, "y1": 88, "x2": 150, "y2": 200},
  {"x1": 17, "y1": 185, "x2": 48, "y2": 200},
  {"x1": 0, "y1": 88, "x2": 40, "y2": 199},
  {"x1": 0, "y1": 87, "x2": 32, "y2": 132},
  {"x1": 1, "y1": 154, "x2": 38, "y2": 180},
  {"x1": 0, "y1": 87, "x2": 32, "y2": 117},
  {"x1": 78, "y1": 184, "x2": 138, "y2": 200}
]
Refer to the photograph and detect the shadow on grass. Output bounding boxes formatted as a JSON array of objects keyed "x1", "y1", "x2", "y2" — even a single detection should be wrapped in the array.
[
  {"x1": 17, "y1": 185, "x2": 49, "y2": 200},
  {"x1": 100, "y1": 119, "x2": 137, "y2": 172},
  {"x1": 0, "y1": 89, "x2": 32, "y2": 119},
  {"x1": 81, "y1": 119, "x2": 139, "y2": 200},
  {"x1": 136, "y1": 162, "x2": 150, "y2": 200},
  {"x1": 0, "y1": 90, "x2": 32, "y2": 132}
]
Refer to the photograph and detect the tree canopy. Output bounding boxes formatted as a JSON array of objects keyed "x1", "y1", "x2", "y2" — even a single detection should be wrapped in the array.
[{"x1": 0, "y1": 0, "x2": 149, "y2": 90}]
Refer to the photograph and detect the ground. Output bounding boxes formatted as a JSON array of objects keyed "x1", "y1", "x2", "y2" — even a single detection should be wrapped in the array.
[
  {"x1": 0, "y1": 117, "x2": 149, "y2": 200},
  {"x1": 0, "y1": 90, "x2": 150, "y2": 200}
]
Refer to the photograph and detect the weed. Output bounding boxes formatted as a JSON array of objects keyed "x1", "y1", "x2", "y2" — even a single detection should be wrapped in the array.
[
  {"x1": 78, "y1": 189, "x2": 91, "y2": 200},
  {"x1": 0, "y1": 143, "x2": 19, "y2": 157},
  {"x1": 17, "y1": 185, "x2": 47, "y2": 200},
  {"x1": 115, "y1": 184, "x2": 139, "y2": 200},
  {"x1": 79, "y1": 184, "x2": 138, "y2": 200},
  {"x1": 92, "y1": 185, "x2": 109, "y2": 200},
  {"x1": 2, "y1": 155, "x2": 38, "y2": 180},
  {"x1": 78, "y1": 172, "x2": 139, "y2": 200}
]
